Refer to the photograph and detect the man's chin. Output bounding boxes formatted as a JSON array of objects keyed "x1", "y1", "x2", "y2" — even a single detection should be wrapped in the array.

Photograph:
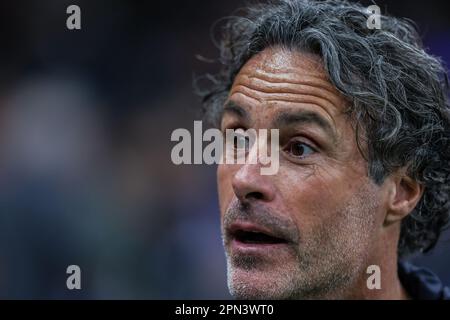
[{"x1": 227, "y1": 262, "x2": 298, "y2": 300}]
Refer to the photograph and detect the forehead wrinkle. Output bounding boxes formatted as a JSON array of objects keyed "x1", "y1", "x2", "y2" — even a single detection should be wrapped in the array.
[
  {"x1": 248, "y1": 68, "x2": 338, "y2": 94},
  {"x1": 230, "y1": 83, "x2": 339, "y2": 130},
  {"x1": 228, "y1": 88, "x2": 264, "y2": 107},
  {"x1": 232, "y1": 83, "x2": 338, "y2": 115},
  {"x1": 233, "y1": 73, "x2": 343, "y2": 111}
]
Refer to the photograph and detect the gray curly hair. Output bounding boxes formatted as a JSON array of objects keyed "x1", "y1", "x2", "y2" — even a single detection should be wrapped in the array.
[{"x1": 196, "y1": 0, "x2": 450, "y2": 257}]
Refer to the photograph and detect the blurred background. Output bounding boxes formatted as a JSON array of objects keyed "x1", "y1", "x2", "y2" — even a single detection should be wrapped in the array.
[{"x1": 0, "y1": 0, "x2": 448, "y2": 299}]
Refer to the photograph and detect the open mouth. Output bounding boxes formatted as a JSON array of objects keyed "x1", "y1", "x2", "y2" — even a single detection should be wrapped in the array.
[{"x1": 231, "y1": 229, "x2": 288, "y2": 245}]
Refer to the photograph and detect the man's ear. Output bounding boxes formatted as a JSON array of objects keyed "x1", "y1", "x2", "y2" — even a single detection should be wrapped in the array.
[{"x1": 385, "y1": 172, "x2": 424, "y2": 225}]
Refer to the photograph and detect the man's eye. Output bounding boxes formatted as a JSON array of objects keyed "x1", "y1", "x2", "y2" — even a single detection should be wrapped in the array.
[
  {"x1": 286, "y1": 141, "x2": 315, "y2": 158},
  {"x1": 234, "y1": 133, "x2": 250, "y2": 151}
]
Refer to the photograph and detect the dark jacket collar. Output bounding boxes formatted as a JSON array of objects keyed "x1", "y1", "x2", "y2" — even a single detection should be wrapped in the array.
[{"x1": 398, "y1": 261, "x2": 450, "y2": 300}]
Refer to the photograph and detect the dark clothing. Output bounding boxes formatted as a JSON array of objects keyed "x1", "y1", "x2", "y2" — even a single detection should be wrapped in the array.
[{"x1": 399, "y1": 261, "x2": 450, "y2": 300}]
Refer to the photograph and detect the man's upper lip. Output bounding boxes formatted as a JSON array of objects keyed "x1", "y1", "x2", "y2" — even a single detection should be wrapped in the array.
[{"x1": 228, "y1": 221, "x2": 287, "y2": 241}]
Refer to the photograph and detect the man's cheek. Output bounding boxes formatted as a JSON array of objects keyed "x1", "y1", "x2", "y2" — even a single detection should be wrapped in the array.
[
  {"x1": 217, "y1": 164, "x2": 235, "y2": 215},
  {"x1": 283, "y1": 173, "x2": 342, "y2": 224},
  {"x1": 290, "y1": 180, "x2": 346, "y2": 250}
]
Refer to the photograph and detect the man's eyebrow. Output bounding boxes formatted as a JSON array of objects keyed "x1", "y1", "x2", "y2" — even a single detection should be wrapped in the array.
[
  {"x1": 221, "y1": 101, "x2": 251, "y2": 123},
  {"x1": 273, "y1": 110, "x2": 337, "y2": 143}
]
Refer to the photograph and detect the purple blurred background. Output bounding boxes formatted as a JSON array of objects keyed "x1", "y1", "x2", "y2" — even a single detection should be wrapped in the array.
[{"x1": 0, "y1": 0, "x2": 448, "y2": 299}]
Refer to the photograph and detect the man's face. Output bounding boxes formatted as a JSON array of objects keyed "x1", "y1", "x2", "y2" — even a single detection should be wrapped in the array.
[{"x1": 217, "y1": 47, "x2": 389, "y2": 299}]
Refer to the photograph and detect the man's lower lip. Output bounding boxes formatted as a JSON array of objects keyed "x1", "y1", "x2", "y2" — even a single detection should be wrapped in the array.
[{"x1": 230, "y1": 238, "x2": 290, "y2": 253}]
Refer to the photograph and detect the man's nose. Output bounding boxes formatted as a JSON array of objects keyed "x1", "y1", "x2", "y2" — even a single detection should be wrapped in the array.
[{"x1": 231, "y1": 162, "x2": 276, "y2": 203}]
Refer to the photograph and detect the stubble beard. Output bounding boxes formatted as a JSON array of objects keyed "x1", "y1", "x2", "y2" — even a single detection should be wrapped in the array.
[{"x1": 224, "y1": 184, "x2": 379, "y2": 300}]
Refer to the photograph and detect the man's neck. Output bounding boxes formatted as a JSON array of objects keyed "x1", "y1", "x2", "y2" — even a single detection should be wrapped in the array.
[{"x1": 346, "y1": 246, "x2": 409, "y2": 299}]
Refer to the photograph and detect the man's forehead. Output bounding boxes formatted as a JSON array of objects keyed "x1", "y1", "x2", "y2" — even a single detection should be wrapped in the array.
[{"x1": 226, "y1": 47, "x2": 348, "y2": 130}]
